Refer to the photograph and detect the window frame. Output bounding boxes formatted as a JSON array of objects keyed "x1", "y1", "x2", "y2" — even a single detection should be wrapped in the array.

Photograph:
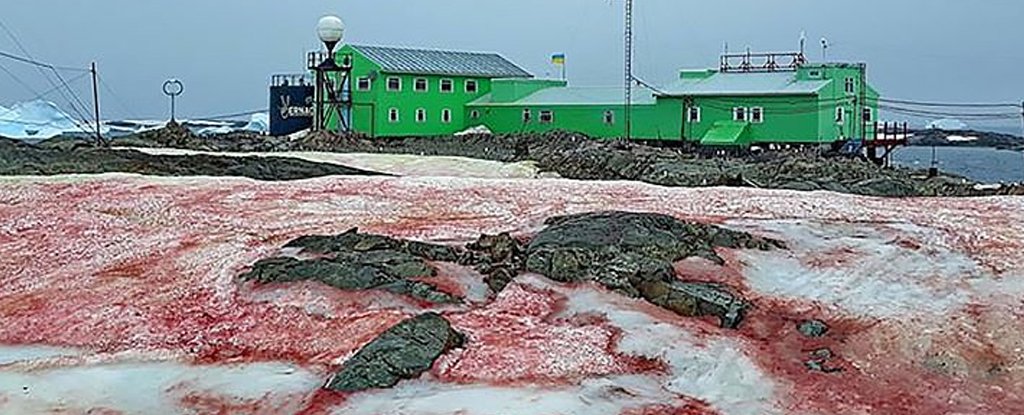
[
  {"x1": 415, "y1": 108, "x2": 427, "y2": 123},
  {"x1": 386, "y1": 77, "x2": 402, "y2": 92},
  {"x1": 733, "y1": 107, "x2": 748, "y2": 122},
  {"x1": 388, "y1": 107, "x2": 400, "y2": 123},
  {"x1": 465, "y1": 79, "x2": 479, "y2": 94},
  {"x1": 835, "y1": 107, "x2": 846, "y2": 124},
  {"x1": 603, "y1": 110, "x2": 615, "y2": 125},
  {"x1": 413, "y1": 78, "x2": 429, "y2": 92},
  {"x1": 845, "y1": 77, "x2": 856, "y2": 94},
  {"x1": 522, "y1": 108, "x2": 532, "y2": 123},
  {"x1": 441, "y1": 108, "x2": 452, "y2": 124},
  {"x1": 469, "y1": 109, "x2": 481, "y2": 120},
  {"x1": 862, "y1": 107, "x2": 872, "y2": 122},
  {"x1": 356, "y1": 77, "x2": 371, "y2": 91},
  {"x1": 687, "y1": 106, "x2": 702, "y2": 123},
  {"x1": 440, "y1": 79, "x2": 454, "y2": 93},
  {"x1": 539, "y1": 110, "x2": 554, "y2": 124},
  {"x1": 750, "y1": 107, "x2": 764, "y2": 124}
]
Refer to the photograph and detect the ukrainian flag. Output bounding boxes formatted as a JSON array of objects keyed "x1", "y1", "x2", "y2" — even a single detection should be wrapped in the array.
[{"x1": 551, "y1": 53, "x2": 566, "y2": 65}]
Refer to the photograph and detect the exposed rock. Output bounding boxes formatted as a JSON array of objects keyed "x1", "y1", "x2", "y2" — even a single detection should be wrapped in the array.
[
  {"x1": 107, "y1": 129, "x2": 1021, "y2": 197},
  {"x1": 805, "y1": 348, "x2": 844, "y2": 373},
  {"x1": 465, "y1": 232, "x2": 526, "y2": 294},
  {"x1": 798, "y1": 319, "x2": 830, "y2": 338},
  {"x1": 0, "y1": 137, "x2": 383, "y2": 181},
  {"x1": 327, "y1": 312, "x2": 465, "y2": 392},
  {"x1": 285, "y1": 228, "x2": 464, "y2": 262},
  {"x1": 240, "y1": 229, "x2": 463, "y2": 304},
  {"x1": 524, "y1": 211, "x2": 783, "y2": 328}
]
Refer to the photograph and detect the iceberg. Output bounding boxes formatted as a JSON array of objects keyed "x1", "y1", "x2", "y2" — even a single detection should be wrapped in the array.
[
  {"x1": 926, "y1": 118, "x2": 968, "y2": 131},
  {"x1": 0, "y1": 100, "x2": 105, "y2": 140}
]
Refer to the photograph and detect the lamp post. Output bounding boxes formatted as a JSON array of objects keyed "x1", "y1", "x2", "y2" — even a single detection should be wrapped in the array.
[
  {"x1": 162, "y1": 79, "x2": 184, "y2": 123},
  {"x1": 311, "y1": 16, "x2": 352, "y2": 133}
]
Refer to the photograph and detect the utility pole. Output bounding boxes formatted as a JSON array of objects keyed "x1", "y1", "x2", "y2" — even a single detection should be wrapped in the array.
[
  {"x1": 90, "y1": 62, "x2": 103, "y2": 146},
  {"x1": 624, "y1": 0, "x2": 634, "y2": 141}
]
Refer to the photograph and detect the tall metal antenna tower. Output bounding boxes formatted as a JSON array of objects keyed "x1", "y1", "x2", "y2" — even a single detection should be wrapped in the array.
[{"x1": 624, "y1": 0, "x2": 634, "y2": 141}]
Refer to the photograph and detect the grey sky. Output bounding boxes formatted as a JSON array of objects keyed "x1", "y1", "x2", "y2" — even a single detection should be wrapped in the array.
[{"x1": 1, "y1": 0, "x2": 1022, "y2": 130}]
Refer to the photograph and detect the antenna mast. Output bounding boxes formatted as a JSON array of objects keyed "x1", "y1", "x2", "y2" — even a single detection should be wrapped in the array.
[{"x1": 624, "y1": 0, "x2": 634, "y2": 141}]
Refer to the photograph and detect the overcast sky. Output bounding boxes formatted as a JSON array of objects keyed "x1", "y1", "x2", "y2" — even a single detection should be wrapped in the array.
[{"x1": 1, "y1": 0, "x2": 1021, "y2": 130}]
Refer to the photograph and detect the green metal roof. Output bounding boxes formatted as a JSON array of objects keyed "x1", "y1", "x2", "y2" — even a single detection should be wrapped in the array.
[
  {"x1": 349, "y1": 44, "x2": 532, "y2": 78},
  {"x1": 660, "y1": 71, "x2": 830, "y2": 97},
  {"x1": 470, "y1": 85, "x2": 657, "y2": 106},
  {"x1": 701, "y1": 121, "x2": 752, "y2": 146}
]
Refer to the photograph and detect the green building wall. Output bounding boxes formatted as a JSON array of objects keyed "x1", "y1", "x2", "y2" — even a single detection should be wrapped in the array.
[
  {"x1": 330, "y1": 45, "x2": 496, "y2": 137},
  {"x1": 322, "y1": 44, "x2": 879, "y2": 146}
]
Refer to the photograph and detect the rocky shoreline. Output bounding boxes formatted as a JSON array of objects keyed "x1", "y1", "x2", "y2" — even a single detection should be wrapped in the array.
[
  {"x1": 908, "y1": 129, "x2": 1024, "y2": 151},
  {"x1": 5, "y1": 123, "x2": 1024, "y2": 197},
  {"x1": 0, "y1": 135, "x2": 384, "y2": 180}
]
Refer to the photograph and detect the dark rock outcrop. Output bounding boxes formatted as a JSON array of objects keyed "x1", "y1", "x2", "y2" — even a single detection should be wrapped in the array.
[
  {"x1": 0, "y1": 137, "x2": 383, "y2": 181},
  {"x1": 109, "y1": 128, "x2": 1022, "y2": 197},
  {"x1": 240, "y1": 229, "x2": 463, "y2": 304},
  {"x1": 524, "y1": 211, "x2": 783, "y2": 328},
  {"x1": 327, "y1": 312, "x2": 465, "y2": 392}
]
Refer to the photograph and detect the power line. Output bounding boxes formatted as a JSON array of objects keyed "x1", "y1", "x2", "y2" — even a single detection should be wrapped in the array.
[
  {"x1": 0, "y1": 50, "x2": 89, "y2": 73},
  {"x1": 0, "y1": 60, "x2": 38, "y2": 96},
  {"x1": 198, "y1": 109, "x2": 268, "y2": 120},
  {"x1": 97, "y1": 74, "x2": 140, "y2": 119},
  {"x1": 878, "y1": 97, "x2": 1020, "y2": 108},
  {"x1": 0, "y1": 18, "x2": 94, "y2": 130}
]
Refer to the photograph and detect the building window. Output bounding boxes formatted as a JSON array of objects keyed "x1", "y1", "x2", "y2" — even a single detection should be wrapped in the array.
[
  {"x1": 387, "y1": 77, "x2": 402, "y2": 92},
  {"x1": 687, "y1": 106, "x2": 701, "y2": 123},
  {"x1": 356, "y1": 77, "x2": 371, "y2": 91},
  {"x1": 441, "y1": 108, "x2": 452, "y2": 124},
  {"x1": 522, "y1": 108, "x2": 532, "y2": 123},
  {"x1": 388, "y1": 108, "x2": 400, "y2": 123},
  {"x1": 470, "y1": 110, "x2": 481, "y2": 120},
  {"x1": 539, "y1": 110, "x2": 554, "y2": 124},
  {"x1": 415, "y1": 108, "x2": 427, "y2": 123},
  {"x1": 603, "y1": 110, "x2": 615, "y2": 125},
  {"x1": 835, "y1": 107, "x2": 846, "y2": 124},
  {"x1": 862, "y1": 108, "x2": 872, "y2": 122},
  {"x1": 465, "y1": 80, "x2": 479, "y2": 94},
  {"x1": 808, "y1": 70, "x2": 822, "y2": 78},
  {"x1": 845, "y1": 78, "x2": 855, "y2": 94},
  {"x1": 414, "y1": 78, "x2": 428, "y2": 92},
  {"x1": 733, "y1": 107, "x2": 748, "y2": 122},
  {"x1": 440, "y1": 79, "x2": 454, "y2": 93},
  {"x1": 750, "y1": 107, "x2": 764, "y2": 124}
]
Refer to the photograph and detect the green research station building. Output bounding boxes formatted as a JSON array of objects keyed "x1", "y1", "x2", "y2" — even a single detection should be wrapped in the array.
[{"x1": 328, "y1": 44, "x2": 880, "y2": 147}]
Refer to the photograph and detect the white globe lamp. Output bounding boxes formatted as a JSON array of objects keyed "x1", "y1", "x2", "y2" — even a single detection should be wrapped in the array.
[{"x1": 317, "y1": 16, "x2": 345, "y2": 53}]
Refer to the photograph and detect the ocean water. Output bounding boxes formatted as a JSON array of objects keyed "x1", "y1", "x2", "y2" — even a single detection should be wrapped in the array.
[{"x1": 892, "y1": 146, "x2": 1024, "y2": 184}]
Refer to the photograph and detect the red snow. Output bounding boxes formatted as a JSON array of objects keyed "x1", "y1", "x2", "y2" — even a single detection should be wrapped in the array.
[
  {"x1": 2, "y1": 175, "x2": 1024, "y2": 414},
  {"x1": 436, "y1": 282, "x2": 666, "y2": 385}
]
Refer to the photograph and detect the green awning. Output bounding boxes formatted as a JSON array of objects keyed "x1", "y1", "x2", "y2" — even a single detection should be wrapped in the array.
[{"x1": 701, "y1": 121, "x2": 751, "y2": 146}]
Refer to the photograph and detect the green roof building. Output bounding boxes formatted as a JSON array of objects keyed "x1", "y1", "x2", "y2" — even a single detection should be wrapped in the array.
[{"x1": 332, "y1": 45, "x2": 880, "y2": 147}]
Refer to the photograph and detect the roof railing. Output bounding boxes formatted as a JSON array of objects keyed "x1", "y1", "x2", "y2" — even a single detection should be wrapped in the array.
[{"x1": 720, "y1": 52, "x2": 806, "y2": 73}]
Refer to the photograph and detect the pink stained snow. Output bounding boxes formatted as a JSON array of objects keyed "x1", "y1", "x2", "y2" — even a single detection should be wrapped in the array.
[{"x1": 0, "y1": 174, "x2": 1022, "y2": 415}]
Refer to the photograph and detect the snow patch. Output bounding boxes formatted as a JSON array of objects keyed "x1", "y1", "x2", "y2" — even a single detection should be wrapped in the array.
[
  {"x1": 0, "y1": 345, "x2": 81, "y2": 365},
  {"x1": 946, "y1": 135, "x2": 979, "y2": 142},
  {"x1": 558, "y1": 286, "x2": 781, "y2": 415},
  {"x1": 0, "y1": 358, "x2": 319, "y2": 414},
  {"x1": 731, "y1": 219, "x2": 981, "y2": 318}
]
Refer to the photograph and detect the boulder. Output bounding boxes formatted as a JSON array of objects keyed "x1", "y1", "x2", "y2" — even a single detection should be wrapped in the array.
[
  {"x1": 241, "y1": 229, "x2": 466, "y2": 304},
  {"x1": 524, "y1": 211, "x2": 783, "y2": 328},
  {"x1": 327, "y1": 313, "x2": 465, "y2": 392}
]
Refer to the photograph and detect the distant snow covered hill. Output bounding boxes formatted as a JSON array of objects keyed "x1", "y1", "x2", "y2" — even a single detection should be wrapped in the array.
[
  {"x1": 0, "y1": 100, "x2": 105, "y2": 140},
  {"x1": 0, "y1": 99, "x2": 267, "y2": 140}
]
